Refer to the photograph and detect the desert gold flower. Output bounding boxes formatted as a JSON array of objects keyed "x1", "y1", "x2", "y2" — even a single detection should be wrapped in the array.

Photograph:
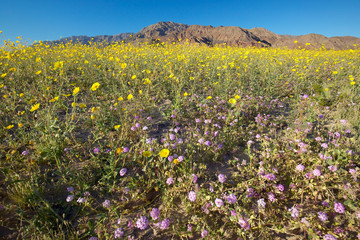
[
  {"x1": 174, "y1": 159, "x2": 179, "y2": 164},
  {"x1": 30, "y1": 103, "x2": 40, "y2": 112},
  {"x1": 183, "y1": 91, "x2": 188, "y2": 97},
  {"x1": 206, "y1": 96, "x2": 212, "y2": 100},
  {"x1": 159, "y1": 149, "x2": 170, "y2": 158},
  {"x1": 127, "y1": 94, "x2": 133, "y2": 100},
  {"x1": 35, "y1": 70, "x2": 42, "y2": 75},
  {"x1": 114, "y1": 125, "x2": 121, "y2": 129},
  {"x1": 351, "y1": 81, "x2": 356, "y2": 85},
  {"x1": 18, "y1": 123, "x2": 23, "y2": 128},
  {"x1": 118, "y1": 96, "x2": 123, "y2": 101},
  {"x1": 142, "y1": 151, "x2": 152, "y2": 157},
  {"x1": 116, "y1": 148, "x2": 123, "y2": 154},
  {"x1": 120, "y1": 63, "x2": 127, "y2": 68},
  {"x1": 73, "y1": 87, "x2": 80, "y2": 96},
  {"x1": 90, "y1": 82, "x2": 100, "y2": 91},
  {"x1": 235, "y1": 95, "x2": 240, "y2": 99},
  {"x1": 71, "y1": 102, "x2": 76, "y2": 107},
  {"x1": 229, "y1": 98, "x2": 236, "y2": 104},
  {"x1": 79, "y1": 103, "x2": 86, "y2": 108},
  {"x1": 1, "y1": 73, "x2": 7, "y2": 78},
  {"x1": 6, "y1": 125, "x2": 14, "y2": 129},
  {"x1": 131, "y1": 75, "x2": 137, "y2": 79}
]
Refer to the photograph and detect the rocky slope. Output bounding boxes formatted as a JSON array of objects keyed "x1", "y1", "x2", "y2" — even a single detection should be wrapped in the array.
[{"x1": 47, "y1": 21, "x2": 360, "y2": 50}]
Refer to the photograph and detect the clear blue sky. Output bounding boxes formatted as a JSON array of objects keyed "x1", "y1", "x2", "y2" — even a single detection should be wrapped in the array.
[{"x1": 1, "y1": 0, "x2": 359, "y2": 43}]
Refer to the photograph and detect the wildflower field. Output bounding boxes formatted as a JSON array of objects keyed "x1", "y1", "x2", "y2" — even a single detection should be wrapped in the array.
[{"x1": 0, "y1": 38, "x2": 360, "y2": 240}]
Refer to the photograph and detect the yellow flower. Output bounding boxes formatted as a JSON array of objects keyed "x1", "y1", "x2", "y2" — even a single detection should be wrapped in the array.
[
  {"x1": 127, "y1": 94, "x2": 133, "y2": 100},
  {"x1": 19, "y1": 93, "x2": 24, "y2": 97},
  {"x1": 91, "y1": 107, "x2": 97, "y2": 112},
  {"x1": 49, "y1": 96, "x2": 59, "y2": 103},
  {"x1": 30, "y1": 103, "x2": 40, "y2": 112},
  {"x1": 159, "y1": 149, "x2": 170, "y2": 158},
  {"x1": 183, "y1": 91, "x2": 188, "y2": 97},
  {"x1": 332, "y1": 71, "x2": 338, "y2": 75},
  {"x1": 6, "y1": 125, "x2": 14, "y2": 129},
  {"x1": 229, "y1": 98, "x2": 236, "y2": 104},
  {"x1": 18, "y1": 123, "x2": 23, "y2": 128},
  {"x1": 131, "y1": 75, "x2": 136, "y2": 79},
  {"x1": 294, "y1": 40, "x2": 298, "y2": 43},
  {"x1": 54, "y1": 61, "x2": 64, "y2": 69},
  {"x1": 79, "y1": 103, "x2": 86, "y2": 108},
  {"x1": 90, "y1": 82, "x2": 100, "y2": 91},
  {"x1": 116, "y1": 148, "x2": 123, "y2": 154},
  {"x1": 206, "y1": 96, "x2": 212, "y2": 100},
  {"x1": 1, "y1": 73, "x2": 7, "y2": 78},
  {"x1": 118, "y1": 96, "x2": 123, "y2": 101},
  {"x1": 120, "y1": 63, "x2": 127, "y2": 68},
  {"x1": 142, "y1": 151, "x2": 152, "y2": 157},
  {"x1": 90, "y1": 115, "x2": 95, "y2": 119},
  {"x1": 18, "y1": 111, "x2": 25, "y2": 115},
  {"x1": 114, "y1": 125, "x2": 121, "y2": 129},
  {"x1": 351, "y1": 81, "x2": 356, "y2": 85},
  {"x1": 174, "y1": 159, "x2": 179, "y2": 164},
  {"x1": 234, "y1": 95, "x2": 240, "y2": 99},
  {"x1": 35, "y1": 70, "x2": 42, "y2": 75},
  {"x1": 73, "y1": 87, "x2": 80, "y2": 96},
  {"x1": 71, "y1": 102, "x2": 76, "y2": 107}
]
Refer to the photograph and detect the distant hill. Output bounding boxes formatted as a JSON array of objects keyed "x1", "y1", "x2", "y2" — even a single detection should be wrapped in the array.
[{"x1": 45, "y1": 22, "x2": 360, "y2": 50}]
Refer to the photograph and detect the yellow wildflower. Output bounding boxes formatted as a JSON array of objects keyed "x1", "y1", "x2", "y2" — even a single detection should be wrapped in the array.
[
  {"x1": 73, "y1": 87, "x2": 80, "y2": 96},
  {"x1": 30, "y1": 103, "x2": 40, "y2": 112},
  {"x1": 229, "y1": 98, "x2": 236, "y2": 104},
  {"x1": 159, "y1": 149, "x2": 170, "y2": 158},
  {"x1": 127, "y1": 94, "x2": 133, "y2": 100},
  {"x1": 6, "y1": 125, "x2": 14, "y2": 129},
  {"x1": 90, "y1": 82, "x2": 100, "y2": 91},
  {"x1": 114, "y1": 125, "x2": 121, "y2": 129},
  {"x1": 35, "y1": 70, "x2": 42, "y2": 75},
  {"x1": 142, "y1": 151, "x2": 152, "y2": 157}
]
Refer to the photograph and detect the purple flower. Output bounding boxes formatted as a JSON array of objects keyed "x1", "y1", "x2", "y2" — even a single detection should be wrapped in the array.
[
  {"x1": 231, "y1": 210, "x2": 237, "y2": 216},
  {"x1": 195, "y1": 119, "x2": 201, "y2": 123},
  {"x1": 136, "y1": 216, "x2": 148, "y2": 230},
  {"x1": 67, "y1": 186, "x2": 74, "y2": 192},
  {"x1": 238, "y1": 217, "x2": 250, "y2": 231},
  {"x1": 66, "y1": 195, "x2": 74, "y2": 202},
  {"x1": 328, "y1": 165, "x2": 337, "y2": 172},
  {"x1": 89, "y1": 237, "x2": 97, "y2": 240},
  {"x1": 277, "y1": 184, "x2": 284, "y2": 192},
  {"x1": 323, "y1": 234, "x2": 337, "y2": 240},
  {"x1": 119, "y1": 168, "x2": 127, "y2": 176},
  {"x1": 188, "y1": 191, "x2": 197, "y2": 202},
  {"x1": 123, "y1": 147, "x2": 129, "y2": 153},
  {"x1": 168, "y1": 155, "x2": 174, "y2": 161},
  {"x1": 322, "y1": 201, "x2": 329, "y2": 207},
  {"x1": 201, "y1": 229, "x2": 208, "y2": 238},
  {"x1": 198, "y1": 138, "x2": 204, "y2": 144},
  {"x1": 131, "y1": 126, "x2": 137, "y2": 131},
  {"x1": 178, "y1": 156, "x2": 184, "y2": 162},
  {"x1": 93, "y1": 148, "x2": 100, "y2": 154},
  {"x1": 318, "y1": 211, "x2": 328, "y2": 222},
  {"x1": 166, "y1": 177, "x2": 174, "y2": 185},
  {"x1": 215, "y1": 198, "x2": 224, "y2": 207},
  {"x1": 150, "y1": 208, "x2": 159, "y2": 220},
  {"x1": 313, "y1": 168, "x2": 322, "y2": 177},
  {"x1": 135, "y1": 123, "x2": 141, "y2": 128},
  {"x1": 102, "y1": 200, "x2": 111, "y2": 208},
  {"x1": 169, "y1": 134, "x2": 176, "y2": 141},
  {"x1": 289, "y1": 206, "x2": 299, "y2": 219},
  {"x1": 257, "y1": 198, "x2": 266, "y2": 210},
  {"x1": 187, "y1": 224, "x2": 192, "y2": 232},
  {"x1": 268, "y1": 192, "x2": 276, "y2": 202},
  {"x1": 21, "y1": 150, "x2": 29, "y2": 156},
  {"x1": 264, "y1": 173, "x2": 276, "y2": 181},
  {"x1": 339, "y1": 119, "x2": 347, "y2": 125},
  {"x1": 192, "y1": 174, "x2": 198, "y2": 183},
  {"x1": 226, "y1": 194, "x2": 237, "y2": 204},
  {"x1": 321, "y1": 143, "x2": 328, "y2": 149},
  {"x1": 334, "y1": 201, "x2": 345, "y2": 214},
  {"x1": 315, "y1": 137, "x2": 322, "y2": 141},
  {"x1": 204, "y1": 140, "x2": 211, "y2": 146},
  {"x1": 77, "y1": 197, "x2": 86, "y2": 203},
  {"x1": 296, "y1": 164, "x2": 305, "y2": 172},
  {"x1": 114, "y1": 228, "x2": 124, "y2": 239},
  {"x1": 218, "y1": 174, "x2": 226, "y2": 183},
  {"x1": 301, "y1": 217, "x2": 311, "y2": 227},
  {"x1": 159, "y1": 218, "x2": 170, "y2": 229}
]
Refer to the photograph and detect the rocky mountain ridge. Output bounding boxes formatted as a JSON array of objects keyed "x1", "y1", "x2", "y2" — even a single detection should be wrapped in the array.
[{"x1": 47, "y1": 21, "x2": 360, "y2": 50}]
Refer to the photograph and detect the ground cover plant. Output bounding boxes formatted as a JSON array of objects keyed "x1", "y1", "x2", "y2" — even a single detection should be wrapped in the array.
[{"x1": 0, "y1": 37, "x2": 360, "y2": 239}]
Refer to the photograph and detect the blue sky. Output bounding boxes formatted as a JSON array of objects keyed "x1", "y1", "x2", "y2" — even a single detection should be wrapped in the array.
[{"x1": 1, "y1": 0, "x2": 359, "y2": 43}]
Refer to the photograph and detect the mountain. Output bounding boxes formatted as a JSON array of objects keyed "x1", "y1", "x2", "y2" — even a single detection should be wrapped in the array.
[
  {"x1": 45, "y1": 22, "x2": 360, "y2": 50},
  {"x1": 45, "y1": 32, "x2": 133, "y2": 45}
]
